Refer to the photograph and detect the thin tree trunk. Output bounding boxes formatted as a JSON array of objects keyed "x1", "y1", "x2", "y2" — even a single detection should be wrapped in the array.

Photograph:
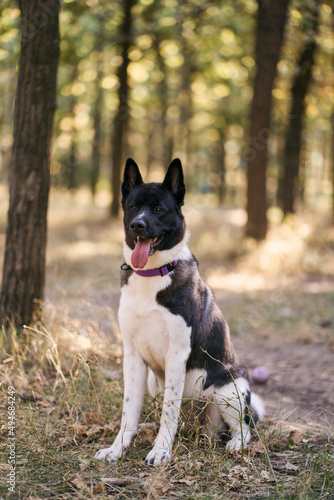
[
  {"x1": 67, "y1": 139, "x2": 78, "y2": 190},
  {"x1": 90, "y1": 17, "x2": 104, "y2": 198},
  {"x1": 110, "y1": 0, "x2": 134, "y2": 217},
  {"x1": 155, "y1": 36, "x2": 172, "y2": 167},
  {"x1": 332, "y1": 9, "x2": 334, "y2": 225},
  {"x1": 61, "y1": 67, "x2": 78, "y2": 189},
  {"x1": 216, "y1": 131, "x2": 226, "y2": 205},
  {"x1": 281, "y1": 1, "x2": 320, "y2": 215},
  {"x1": 245, "y1": 0, "x2": 290, "y2": 240},
  {"x1": 91, "y1": 94, "x2": 102, "y2": 198},
  {"x1": 0, "y1": 0, "x2": 60, "y2": 326},
  {"x1": 332, "y1": 112, "x2": 334, "y2": 224}
]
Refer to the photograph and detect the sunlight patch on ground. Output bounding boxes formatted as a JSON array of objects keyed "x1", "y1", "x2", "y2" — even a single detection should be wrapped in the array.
[
  {"x1": 48, "y1": 238, "x2": 123, "y2": 263},
  {"x1": 207, "y1": 269, "x2": 273, "y2": 291}
]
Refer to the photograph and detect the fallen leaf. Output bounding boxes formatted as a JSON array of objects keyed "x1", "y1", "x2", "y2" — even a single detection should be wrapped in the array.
[
  {"x1": 37, "y1": 399, "x2": 54, "y2": 410},
  {"x1": 101, "y1": 476, "x2": 144, "y2": 487},
  {"x1": 0, "y1": 464, "x2": 11, "y2": 470},
  {"x1": 85, "y1": 424, "x2": 102, "y2": 437},
  {"x1": 288, "y1": 430, "x2": 304, "y2": 446},
  {"x1": 248, "y1": 440, "x2": 266, "y2": 455},
  {"x1": 138, "y1": 472, "x2": 149, "y2": 478},
  {"x1": 260, "y1": 470, "x2": 272, "y2": 482},
  {"x1": 138, "y1": 423, "x2": 158, "y2": 444},
  {"x1": 85, "y1": 412, "x2": 104, "y2": 425},
  {"x1": 103, "y1": 422, "x2": 119, "y2": 434},
  {"x1": 177, "y1": 478, "x2": 196, "y2": 486},
  {"x1": 228, "y1": 465, "x2": 248, "y2": 481},
  {"x1": 70, "y1": 474, "x2": 89, "y2": 492},
  {"x1": 284, "y1": 462, "x2": 299, "y2": 471},
  {"x1": 68, "y1": 423, "x2": 87, "y2": 437},
  {"x1": 93, "y1": 483, "x2": 102, "y2": 494},
  {"x1": 79, "y1": 458, "x2": 91, "y2": 468}
]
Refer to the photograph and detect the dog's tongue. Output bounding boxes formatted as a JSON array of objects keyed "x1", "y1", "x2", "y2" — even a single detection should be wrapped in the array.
[{"x1": 131, "y1": 238, "x2": 151, "y2": 269}]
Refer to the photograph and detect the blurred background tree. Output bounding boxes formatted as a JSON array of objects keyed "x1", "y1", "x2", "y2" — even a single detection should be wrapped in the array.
[
  {"x1": 280, "y1": 0, "x2": 321, "y2": 216},
  {"x1": 245, "y1": 0, "x2": 290, "y2": 240},
  {"x1": 0, "y1": 0, "x2": 333, "y2": 225}
]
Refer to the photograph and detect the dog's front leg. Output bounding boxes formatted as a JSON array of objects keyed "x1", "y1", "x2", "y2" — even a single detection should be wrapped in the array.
[
  {"x1": 95, "y1": 343, "x2": 147, "y2": 463},
  {"x1": 145, "y1": 354, "x2": 187, "y2": 466}
]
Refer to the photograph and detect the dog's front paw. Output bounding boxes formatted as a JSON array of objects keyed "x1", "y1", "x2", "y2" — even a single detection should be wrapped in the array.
[
  {"x1": 145, "y1": 447, "x2": 171, "y2": 466},
  {"x1": 94, "y1": 446, "x2": 121, "y2": 463}
]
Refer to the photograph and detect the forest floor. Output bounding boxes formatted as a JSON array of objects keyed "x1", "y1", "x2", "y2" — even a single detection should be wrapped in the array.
[{"x1": 0, "y1": 186, "x2": 333, "y2": 499}]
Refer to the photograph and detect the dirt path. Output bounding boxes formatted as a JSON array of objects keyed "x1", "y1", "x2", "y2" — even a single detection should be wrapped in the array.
[{"x1": 235, "y1": 337, "x2": 334, "y2": 430}]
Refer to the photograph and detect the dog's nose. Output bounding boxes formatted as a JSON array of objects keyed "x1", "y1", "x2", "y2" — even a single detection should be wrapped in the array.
[{"x1": 131, "y1": 218, "x2": 147, "y2": 233}]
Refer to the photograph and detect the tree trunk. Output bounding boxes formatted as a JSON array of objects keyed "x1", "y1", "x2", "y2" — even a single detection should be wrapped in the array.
[
  {"x1": 91, "y1": 93, "x2": 102, "y2": 198},
  {"x1": 245, "y1": 0, "x2": 290, "y2": 240},
  {"x1": 332, "y1": 112, "x2": 334, "y2": 225},
  {"x1": 155, "y1": 36, "x2": 173, "y2": 168},
  {"x1": 67, "y1": 140, "x2": 78, "y2": 190},
  {"x1": 332, "y1": 9, "x2": 334, "y2": 225},
  {"x1": 90, "y1": 18, "x2": 104, "y2": 199},
  {"x1": 216, "y1": 132, "x2": 226, "y2": 205},
  {"x1": 63, "y1": 73, "x2": 78, "y2": 190},
  {"x1": 281, "y1": 1, "x2": 320, "y2": 215},
  {"x1": 0, "y1": 0, "x2": 60, "y2": 326},
  {"x1": 110, "y1": 0, "x2": 135, "y2": 217}
]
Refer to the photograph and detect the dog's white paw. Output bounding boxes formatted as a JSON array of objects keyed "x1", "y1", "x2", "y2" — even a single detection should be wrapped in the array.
[
  {"x1": 226, "y1": 436, "x2": 242, "y2": 452},
  {"x1": 94, "y1": 447, "x2": 121, "y2": 463},
  {"x1": 145, "y1": 447, "x2": 171, "y2": 466},
  {"x1": 226, "y1": 433, "x2": 250, "y2": 453}
]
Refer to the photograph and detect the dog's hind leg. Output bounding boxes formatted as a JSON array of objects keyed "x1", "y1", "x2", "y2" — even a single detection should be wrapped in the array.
[
  {"x1": 208, "y1": 376, "x2": 252, "y2": 452},
  {"x1": 202, "y1": 402, "x2": 225, "y2": 439}
]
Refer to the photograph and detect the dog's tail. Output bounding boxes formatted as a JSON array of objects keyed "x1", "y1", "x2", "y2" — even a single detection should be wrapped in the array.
[{"x1": 249, "y1": 392, "x2": 265, "y2": 424}]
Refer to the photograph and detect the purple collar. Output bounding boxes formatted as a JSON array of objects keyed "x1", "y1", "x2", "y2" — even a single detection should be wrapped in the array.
[{"x1": 121, "y1": 260, "x2": 178, "y2": 277}]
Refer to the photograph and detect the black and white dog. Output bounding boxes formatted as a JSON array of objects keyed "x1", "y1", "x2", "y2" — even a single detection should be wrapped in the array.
[{"x1": 95, "y1": 158, "x2": 264, "y2": 466}]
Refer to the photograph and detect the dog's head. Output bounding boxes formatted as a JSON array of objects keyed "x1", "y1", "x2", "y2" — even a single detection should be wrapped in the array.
[{"x1": 121, "y1": 158, "x2": 186, "y2": 269}]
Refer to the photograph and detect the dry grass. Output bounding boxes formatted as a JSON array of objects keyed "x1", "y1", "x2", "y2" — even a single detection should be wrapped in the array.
[
  {"x1": 0, "y1": 186, "x2": 333, "y2": 499},
  {"x1": 0, "y1": 309, "x2": 332, "y2": 499}
]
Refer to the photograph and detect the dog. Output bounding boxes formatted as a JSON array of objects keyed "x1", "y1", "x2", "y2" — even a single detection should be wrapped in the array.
[{"x1": 95, "y1": 158, "x2": 264, "y2": 466}]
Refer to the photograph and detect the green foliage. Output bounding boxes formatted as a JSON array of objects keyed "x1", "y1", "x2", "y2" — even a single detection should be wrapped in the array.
[{"x1": 0, "y1": 0, "x2": 333, "y2": 208}]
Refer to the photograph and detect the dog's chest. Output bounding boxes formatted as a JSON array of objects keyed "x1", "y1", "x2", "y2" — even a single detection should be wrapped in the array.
[
  {"x1": 119, "y1": 275, "x2": 172, "y2": 376},
  {"x1": 119, "y1": 274, "x2": 191, "y2": 378}
]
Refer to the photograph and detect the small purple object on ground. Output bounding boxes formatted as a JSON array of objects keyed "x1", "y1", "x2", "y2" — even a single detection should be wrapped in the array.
[{"x1": 252, "y1": 366, "x2": 269, "y2": 384}]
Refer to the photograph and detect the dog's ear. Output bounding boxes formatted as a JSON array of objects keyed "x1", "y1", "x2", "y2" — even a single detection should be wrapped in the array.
[
  {"x1": 122, "y1": 158, "x2": 143, "y2": 204},
  {"x1": 163, "y1": 158, "x2": 186, "y2": 206}
]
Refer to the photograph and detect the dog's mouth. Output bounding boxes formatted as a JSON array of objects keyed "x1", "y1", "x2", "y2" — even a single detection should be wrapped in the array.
[{"x1": 131, "y1": 234, "x2": 164, "y2": 269}]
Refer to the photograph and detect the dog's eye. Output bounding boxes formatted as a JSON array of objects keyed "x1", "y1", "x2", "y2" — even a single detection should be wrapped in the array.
[
  {"x1": 154, "y1": 206, "x2": 164, "y2": 213},
  {"x1": 130, "y1": 206, "x2": 137, "y2": 212}
]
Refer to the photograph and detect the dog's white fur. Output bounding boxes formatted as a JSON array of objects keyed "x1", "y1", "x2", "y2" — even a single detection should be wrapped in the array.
[{"x1": 95, "y1": 234, "x2": 264, "y2": 465}]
